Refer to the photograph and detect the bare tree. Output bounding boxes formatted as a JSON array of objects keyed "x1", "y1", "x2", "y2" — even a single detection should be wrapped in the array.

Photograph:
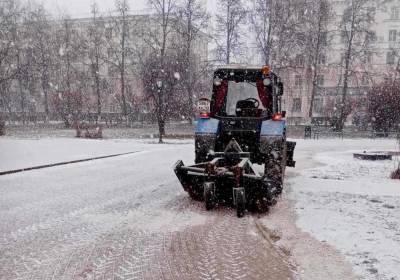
[
  {"x1": 52, "y1": 17, "x2": 87, "y2": 127},
  {"x1": 0, "y1": 0, "x2": 21, "y2": 118},
  {"x1": 337, "y1": 0, "x2": 374, "y2": 130},
  {"x1": 144, "y1": 0, "x2": 178, "y2": 143},
  {"x1": 28, "y1": 5, "x2": 53, "y2": 123},
  {"x1": 215, "y1": 0, "x2": 246, "y2": 64},
  {"x1": 367, "y1": 80, "x2": 400, "y2": 132},
  {"x1": 16, "y1": 7, "x2": 30, "y2": 124},
  {"x1": 176, "y1": 0, "x2": 209, "y2": 124},
  {"x1": 249, "y1": 0, "x2": 286, "y2": 66},
  {"x1": 105, "y1": 0, "x2": 133, "y2": 123},
  {"x1": 304, "y1": 0, "x2": 331, "y2": 119},
  {"x1": 85, "y1": 2, "x2": 105, "y2": 122},
  {"x1": 249, "y1": 0, "x2": 305, "y2": 71}
]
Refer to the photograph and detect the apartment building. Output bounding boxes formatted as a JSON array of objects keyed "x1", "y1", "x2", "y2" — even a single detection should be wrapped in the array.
[{"x1": 283, "y1": 0, "x2": 400, "y2": 125}]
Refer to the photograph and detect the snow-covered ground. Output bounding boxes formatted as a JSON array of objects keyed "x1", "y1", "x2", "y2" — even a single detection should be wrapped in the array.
[
  {"x1": 289, "y1": 139, "x2": 400, "y2": 280},
  {"x1": 0, "y1": 138, "x2": 195, "y2": 172},
  {"x1": 0, "y1": 138, "x2": 293, "y2": 280},
  {"x1": 0, "y1": 137, "x2": 399, "y2": 280}
]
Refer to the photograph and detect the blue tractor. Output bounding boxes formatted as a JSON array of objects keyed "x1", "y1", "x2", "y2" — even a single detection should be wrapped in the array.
[{"x1": 174, "y1": 65, "x2": 296, "y2": 217}]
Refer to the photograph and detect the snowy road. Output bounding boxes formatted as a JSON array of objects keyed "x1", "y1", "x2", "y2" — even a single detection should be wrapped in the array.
[
  {"x1": 1, "y1": 138, "x2": 399, "y2": 280},
  {"x1": 0, "y1": 139, "x2": 293, "y2": 280}
]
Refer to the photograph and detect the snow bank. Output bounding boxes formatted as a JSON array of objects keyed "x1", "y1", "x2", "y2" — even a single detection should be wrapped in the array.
[{"x1": 290, "y1": 139, "x2": 400, "y2": 280}]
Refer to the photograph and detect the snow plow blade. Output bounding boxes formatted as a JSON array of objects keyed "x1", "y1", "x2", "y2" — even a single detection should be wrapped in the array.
[{"x1": 173, "y1": 151, "x2": 281, "y2": 217}]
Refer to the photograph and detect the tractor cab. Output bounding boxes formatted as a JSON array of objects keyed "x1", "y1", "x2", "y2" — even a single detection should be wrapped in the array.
[
  {"x1": 210, "y1": 65, "x2": 284, "y2": 120},
  {"x1": 197, "y1": 65, "x2": 286, "y2": 164}
]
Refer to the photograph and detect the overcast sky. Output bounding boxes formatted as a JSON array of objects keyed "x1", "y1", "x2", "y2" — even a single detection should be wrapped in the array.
[{"x1": 36, "y1": 0, "x2": 217, "y2": 18}]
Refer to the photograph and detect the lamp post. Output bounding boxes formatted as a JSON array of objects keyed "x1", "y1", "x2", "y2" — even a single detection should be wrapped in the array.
[{"x1": 156, "y1": 79, "x2": 164, "y2": 143}]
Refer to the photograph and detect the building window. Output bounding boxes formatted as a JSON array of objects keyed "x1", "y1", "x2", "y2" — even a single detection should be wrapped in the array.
[
  {"x1": 295, "y1": 55, "x2": 304, "y2": 66},
  {"x1": 361, "y1": 74, "x2": 369, "y2": 86},
  {"x1": 366, "y1": 52, "x2": 372, "y2": 63},
  {"x1": 292, "y1": 98, "x2": 302, "y2": 112},
  {"x1": 387, "y1": 51, "x2": 396, "y2": 65},
  {"x1": 317, "y1": 75, "x2": 325, "y2": 86},
  {"x1": 340, "y1": 53, "x2": 345, "y2": 64},
  {"x1": 294, "y1": 75, "x2": 302, "y2": 87},
  {"x1": 341, "y1": 31, "x2": 349, "y2": 43},
  {"x1": 105, "y1": 27, "x2": 112, "y2": 40},
  {"x1": 319, "y1": 54, "x2": 327, "y2": 65},
  {"x1": 366, "y1": 31, "x2": 377, "y2": 42},
  {"x1": 391, "y1": 6, "x2": 400, "y2": 20},
  {"x1": 320, "y1": 32, "x2": 328, "y2": 45},
  {"x1": 314, "y1": 98, "x2": 323, "y2": 114},
  {"x1": 367, "y1": 7, "x2": 376, "y2": 21},
  {"x1": 107, "y1": 47, "x2": 113, "y2": 58},
  {"x1": 389, "y1": 30, "x2": 397, "y2": 41},
  {"x1": 361, "y1": 52, "x2": 372, "y2": 64}
]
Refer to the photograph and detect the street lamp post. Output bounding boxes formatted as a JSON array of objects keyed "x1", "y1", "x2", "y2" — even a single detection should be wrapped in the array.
[{"x1": 156, "y1": 79, "x2": 164, "y2": 143}]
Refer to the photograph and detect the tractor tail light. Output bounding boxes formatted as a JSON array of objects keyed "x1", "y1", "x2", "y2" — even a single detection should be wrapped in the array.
[
  {"x1": 200, "y1": 111, "x2": 210, "y2": 119},
  {"x1": 272, "y1": 113, "x2": 283, "y2": 121}
]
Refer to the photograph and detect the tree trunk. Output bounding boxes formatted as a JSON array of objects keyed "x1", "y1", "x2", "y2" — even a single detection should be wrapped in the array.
[
  {"x1": 186, "y1": 4, "x2": 194, "y2": 125},
  {"x1": 339, "y1": 61, "x2": 350, "y2": 131},
  {"x1": 264, "y1": 0, "x2": 272, "y2": 65},
  {"x1": 338, "y1": 3, "x2": 356, "y2": 131},
  {"x1": 18, "y1": 78, "x2": 25, "y2": 125},
  {"x1": 226, "y1": 3, "x2": 231, "y2": 64},
  {"x1": 95, "y1": 59, "x2": 101, "y2": 122},
  {"x1": 41, "y1": 68, "x2": 49, "y2": 123},
  {"x1": 308, "y1": 6, "x2": 324, "y2": 119},
  {"x1": 120, "y1": 5, "x2": 128, "y2": 124},
  {"x1": 157, "y1": 0, "x2": 168, "y2": 143},
  {"x1": 338, "y1": 37, "x2": 354, "y2": 131},
  {"x1": 187, "y1": 86, "x2": 194, "y2": 124},
  {"x1": 17, "y1": 51, "x2": 25, "y2": 125},
  {"x1": 157, "y1": 91, "x2": 164, "y2": 143}
]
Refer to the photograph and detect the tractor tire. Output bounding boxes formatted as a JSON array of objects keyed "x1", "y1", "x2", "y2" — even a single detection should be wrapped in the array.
[
  {"x1": 204, "y1": 182, "x2": 216, "y2": 210},
  {"x1": 253, "y1": 179, "x2": 276, "y2": 213},
  {"x1": 235, "y1": 189, "x2": 246, "y2": 218},
  {"x1": 264, "y1": 141, "x2": 287, "y2": 195},
  {"x1": 254, "y1": 197, "x2": 269, "y2": 213}
]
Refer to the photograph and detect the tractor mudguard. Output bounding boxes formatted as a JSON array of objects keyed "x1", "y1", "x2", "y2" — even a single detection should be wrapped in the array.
[
  {"x1": 195, "y1": 118, "x2": 220, "y2": 163},
  {"x1": 259, "y1": 120, "x2": 286, "y2": 153},
  {"x1": 195, "y1": 118, "x2": 220, "y2": 134},
  {"x1": 259, "y1": 119, "x2": 296, "y2": 167}
]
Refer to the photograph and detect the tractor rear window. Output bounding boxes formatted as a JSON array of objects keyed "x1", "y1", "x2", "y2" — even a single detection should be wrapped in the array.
[{"x1": 225, "y1": 81, "x2": 265, "y2": 116}]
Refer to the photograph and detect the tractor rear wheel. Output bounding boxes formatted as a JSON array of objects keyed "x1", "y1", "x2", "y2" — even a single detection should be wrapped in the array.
[
  {"x1": 235, "y1": 188, "x2": 246, "y2": 218},
  {"x1": 253, "y1": 179, "x2": 277, "y2": 213},
  {"x1": 204, "y1": 182, "x2": 216, "y2": 210},
  {"x1": 264, "y1": 142, "x2": 287, "y2": 194}
]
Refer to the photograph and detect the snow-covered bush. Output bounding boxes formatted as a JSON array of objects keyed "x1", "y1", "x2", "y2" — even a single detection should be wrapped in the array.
[{"x1": 367, "y1": 81, "x2": 400, "y2": 132}]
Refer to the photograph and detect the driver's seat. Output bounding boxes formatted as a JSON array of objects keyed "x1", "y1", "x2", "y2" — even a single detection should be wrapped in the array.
[{"x1": 236, "y1": 100, "x2": 261, "y2": 117}]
